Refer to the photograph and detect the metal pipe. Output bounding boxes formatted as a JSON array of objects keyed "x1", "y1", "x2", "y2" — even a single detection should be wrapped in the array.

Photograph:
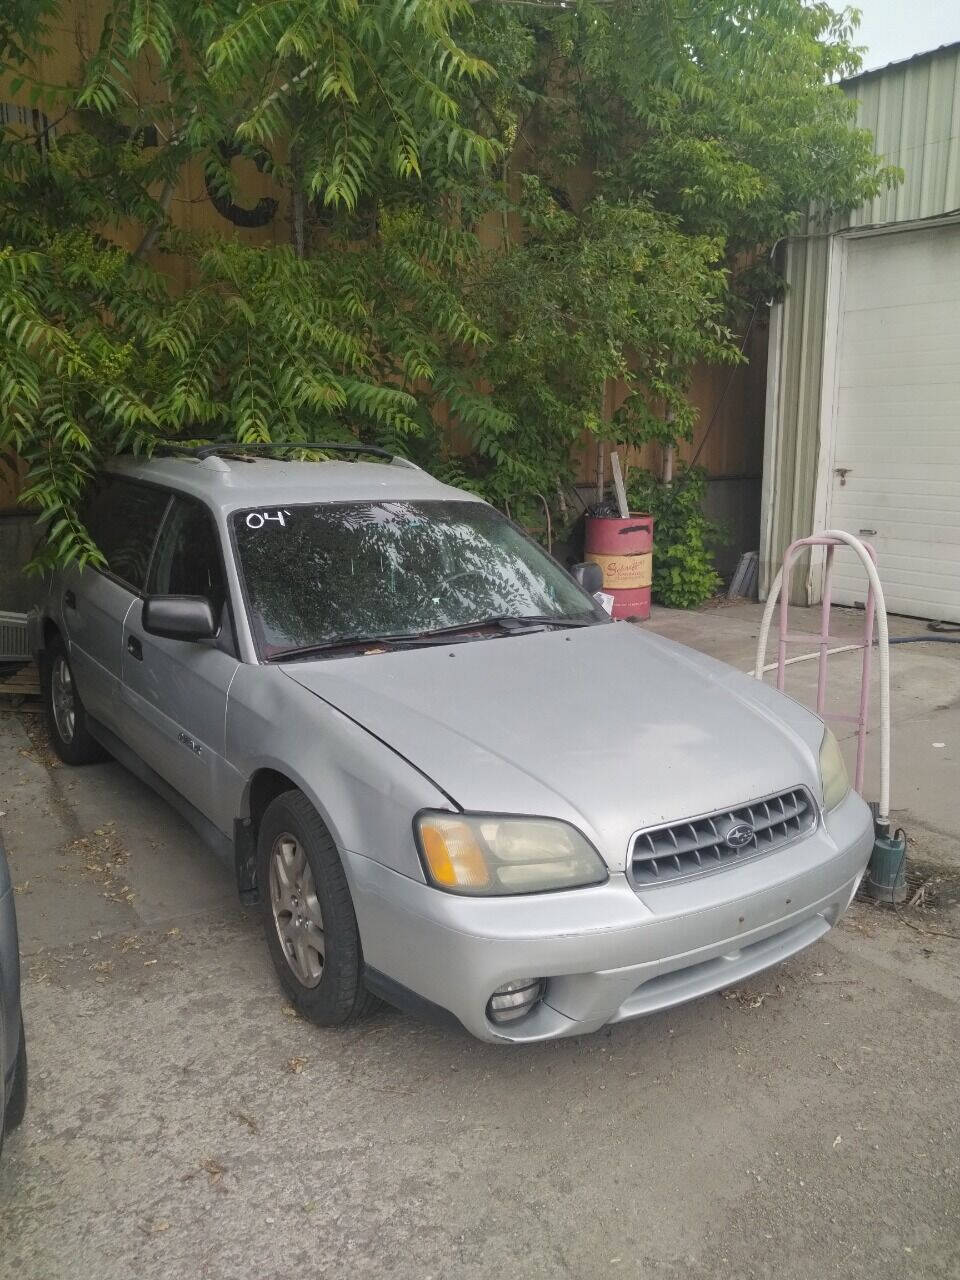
[
  {"x1": 817, "y1": 544, "x2": 834, "y2": 716},
  {"x1": 755, "y1": 531, "x2": 892, "y2": 824}
]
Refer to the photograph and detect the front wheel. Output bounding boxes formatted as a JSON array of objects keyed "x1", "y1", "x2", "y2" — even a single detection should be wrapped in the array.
[
  {"x1": 43, "y1": 637, "x2": 107, "y2": 766},
  {"x1": 257, "y1": 791, "x2": 377, "y2": 1026}
]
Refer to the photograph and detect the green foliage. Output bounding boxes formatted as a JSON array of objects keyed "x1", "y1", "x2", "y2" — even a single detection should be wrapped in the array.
[
  {"x1": 451, "y1": 0, "x2": 898, "y2": 505},
  {"x1": 0, "y1": 0, "x2": 898, "y2": 568},
  {"x1": 464, "y1": 184, "x2": 735, "y2": 513},
  {"x1": 628, "y1": 467, "x2": 721, "y2": 608},
  {"x1": 1, "y1": 0, "x2": 503, "y2": 566}
]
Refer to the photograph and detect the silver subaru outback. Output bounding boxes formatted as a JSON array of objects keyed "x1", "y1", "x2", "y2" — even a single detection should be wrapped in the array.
[{"x1": 29, "y1": 444, "x2": 873, "y2": 1043}]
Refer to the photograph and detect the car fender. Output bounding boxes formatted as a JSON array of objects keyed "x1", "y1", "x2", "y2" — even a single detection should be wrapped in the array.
[{"x1": 226, "y1": 664, "x2": 454, "y2": 883}]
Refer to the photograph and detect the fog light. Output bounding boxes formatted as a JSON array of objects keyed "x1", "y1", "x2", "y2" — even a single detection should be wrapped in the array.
[{"x1": 486, "y1": 977, "x2": 545, "y2": 1024}]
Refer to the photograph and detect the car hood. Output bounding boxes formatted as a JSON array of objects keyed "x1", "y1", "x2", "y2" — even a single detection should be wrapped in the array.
[{"x1": 281, "y1": 623, "x2": 825, "y2": 870}]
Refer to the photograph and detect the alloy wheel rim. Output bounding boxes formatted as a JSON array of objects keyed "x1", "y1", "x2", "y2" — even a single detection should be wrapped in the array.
[
  {"x1": 268, "y1": 833, "x2": 325, "y2": 988},
  {"x1": 51, "y1": 655, "x2": 76, "y2": 744}
]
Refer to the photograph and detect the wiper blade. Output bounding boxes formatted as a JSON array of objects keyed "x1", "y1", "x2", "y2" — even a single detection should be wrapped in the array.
[
  {"x1": 268, "y1": 634, "x2": 417, "y2": 661},
  {"x1": 417, "y1": 614, "x2": 598, "y2": 638},
  {"x1": 268, "y1": 614, "x2": 599, "y2": 661}
]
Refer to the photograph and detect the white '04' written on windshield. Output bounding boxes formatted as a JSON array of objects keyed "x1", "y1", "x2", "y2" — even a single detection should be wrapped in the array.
[{"x1": 245, "y1": 509, "x2": 291, "y2": 530}]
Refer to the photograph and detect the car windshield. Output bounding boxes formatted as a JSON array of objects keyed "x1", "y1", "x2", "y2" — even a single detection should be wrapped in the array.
[{"x1": 231, "y1": 499, "x2": 604, "y2": 657}]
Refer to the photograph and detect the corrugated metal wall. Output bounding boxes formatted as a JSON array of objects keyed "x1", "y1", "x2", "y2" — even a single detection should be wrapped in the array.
[{"x1": 761, "y1": 42, "x2": 960, "y2": 601}]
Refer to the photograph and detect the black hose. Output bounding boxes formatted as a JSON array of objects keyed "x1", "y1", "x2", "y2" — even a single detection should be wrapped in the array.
[{"x1": 887, "y1": 635, "x2": 960, "y2": 645}]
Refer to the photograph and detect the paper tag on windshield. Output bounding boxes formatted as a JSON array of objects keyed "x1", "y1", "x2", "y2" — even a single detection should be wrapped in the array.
[{"x1": 594, "y1": 591, "x2": 615, "y2": 616}]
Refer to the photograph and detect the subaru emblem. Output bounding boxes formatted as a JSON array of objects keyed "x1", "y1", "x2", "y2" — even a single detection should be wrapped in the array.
[{"x1": 722, "y1": 821, "x2": 755, "y2": 850}]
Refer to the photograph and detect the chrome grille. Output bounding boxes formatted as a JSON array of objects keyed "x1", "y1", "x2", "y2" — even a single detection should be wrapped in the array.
[{"x1": 628, "y1": 787, "x2": 816, "y2": 889}]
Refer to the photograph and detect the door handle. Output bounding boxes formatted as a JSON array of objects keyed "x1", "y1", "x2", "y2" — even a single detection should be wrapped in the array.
[
  {"x1": 64, "y1": 589, "x2": 77, "y2": 610},
  {"x1": 127, "y1": 635, "x2": 143, "y2": 661}
]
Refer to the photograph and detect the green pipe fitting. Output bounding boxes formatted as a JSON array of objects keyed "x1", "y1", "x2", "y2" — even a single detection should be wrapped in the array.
[{"x1": 864, "y1": 821, "x2": 908, "y2": 905}]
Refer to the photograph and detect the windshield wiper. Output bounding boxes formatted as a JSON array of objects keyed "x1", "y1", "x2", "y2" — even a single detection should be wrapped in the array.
[
  {"x1": 268, "y1": 614, "x2": 600, "y2": 662},
  {"x1": 415, "y1": 614, "x2": 599, "y2": 639},
  {"x1": 268, "y1": 634, "x2": 421, "y2": 661}
]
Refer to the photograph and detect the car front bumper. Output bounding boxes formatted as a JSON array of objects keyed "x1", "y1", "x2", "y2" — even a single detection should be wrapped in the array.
[{"x1": 345, "y1": 789, "x2": 874, "y2": 1043}]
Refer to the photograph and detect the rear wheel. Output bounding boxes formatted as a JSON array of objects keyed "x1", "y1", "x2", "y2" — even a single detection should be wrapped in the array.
[
  {"x1": 257, "y1": 791, "x2": 377, "y2": 1026},
  {"x1": 43, "y1": 637, "x2": 107, "y2": 765}
]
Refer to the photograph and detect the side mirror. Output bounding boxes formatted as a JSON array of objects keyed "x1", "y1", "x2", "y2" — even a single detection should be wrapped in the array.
[
  {"x1": 570, "y1": 562, "x2": 604, "y2": 595},
  {"x1": 142, "y1": 595, "x2": 218, "y2": 642}
]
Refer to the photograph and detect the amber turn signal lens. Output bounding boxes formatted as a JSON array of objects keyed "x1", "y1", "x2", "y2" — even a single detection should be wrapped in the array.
[{"x1": 419, "y1": 818, "x2": 491, "y2": 890}]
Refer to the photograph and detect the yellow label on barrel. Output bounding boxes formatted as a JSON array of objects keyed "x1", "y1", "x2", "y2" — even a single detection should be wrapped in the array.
[{"x1": 586, "y1": 551, "x2": 652, "y2": 590}]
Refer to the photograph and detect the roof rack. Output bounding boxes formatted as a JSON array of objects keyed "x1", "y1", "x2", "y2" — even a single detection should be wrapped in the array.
[{"x1": 155, "y1": 440, "x2": 420, "y2": 469}]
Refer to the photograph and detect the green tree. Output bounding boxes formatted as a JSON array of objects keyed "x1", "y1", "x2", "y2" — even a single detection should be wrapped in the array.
[
  {"x1": 448, "y1": 0, "x2": 898, "y2": 515},
  {"x1": 1, "y1": 0, "x2": 897, "y2": 568},
  {"x1": 0, "y1": 0, "x2": 501, "y2": 565}
]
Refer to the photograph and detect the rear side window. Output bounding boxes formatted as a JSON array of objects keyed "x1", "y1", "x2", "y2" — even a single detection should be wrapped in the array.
[{"x1": 84, "y1": 479, "x2": 170, "y2": 591}]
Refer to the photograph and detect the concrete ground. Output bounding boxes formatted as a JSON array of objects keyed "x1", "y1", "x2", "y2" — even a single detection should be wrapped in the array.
[{"x1": 1, "y1": 601, "x2": 959, "y2": 1280}]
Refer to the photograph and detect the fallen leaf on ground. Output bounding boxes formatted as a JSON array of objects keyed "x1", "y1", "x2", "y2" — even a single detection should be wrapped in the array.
[
  {"x1": 201, "y1": 1158, "x2": 226, "y2": 1184},
  {"x1": 114, "y1": 935, "x2": 143, "y2": 953},
  {"x1": 722, "y1": 987, "x2": 774, "y2": 1009},
  {"x1": 230, "y1": 1109, "x2": 259, "y2": 1135},
  {"x1": 141, "y1": 1220, "x2": 170, "y2": 1235},
  {"x1": 287, "y1": 1056, "x2": 308, "y2": 1074}
]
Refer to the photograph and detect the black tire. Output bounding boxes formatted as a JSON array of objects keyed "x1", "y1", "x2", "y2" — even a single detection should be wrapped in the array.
[
  {"x1": 43, "y1": 635, "x2": 108, "y2": 766},
  {"x1": 257, "y1": 791, "x2": 377, "y2": 1026},
  {"x1": 0, "y1": 998, "x2": 5, "y2": 1158},
  {"x1": 4, "y1": 1015, "x2": 27, "y2": 1133}
]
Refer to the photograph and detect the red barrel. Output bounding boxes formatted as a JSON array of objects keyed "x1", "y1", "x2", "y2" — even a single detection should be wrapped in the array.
[{"x1": 585, "y1": 514, "x2": 654, "y2": 620}]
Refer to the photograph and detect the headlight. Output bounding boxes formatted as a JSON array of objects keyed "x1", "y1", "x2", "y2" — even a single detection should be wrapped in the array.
[
  {"x1": 415, "y1": 812, "x2": 608, "y2": 895},
  {"x1": 819, "y1": 727, "x2": 850, "y2": 812}
]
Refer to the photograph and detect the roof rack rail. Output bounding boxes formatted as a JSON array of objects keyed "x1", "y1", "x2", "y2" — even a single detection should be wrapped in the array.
[{"x1": 154, "y1": 440, "x2": 420, "y2": 469}]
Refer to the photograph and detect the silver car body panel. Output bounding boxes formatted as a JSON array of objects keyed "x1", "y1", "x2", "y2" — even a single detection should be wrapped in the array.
[
  {"x1": 341, "y1": 789, "x2": 871, "y2": 1041},
  {"x1": 29, "y1": 453, "x2": 875, "y2": 1042},
  {"x1": 279, "y1": 623, "x2": 827, "y2": 870},
  {"x1": 225, "y1": 664, "x2": 452, "y2": 878},
  {"x1": 120, "y1": 596, "x2": 242, "y2": 828},
  {"x1": 58, "y1": 566, "x2": 135, "y2": 733}
]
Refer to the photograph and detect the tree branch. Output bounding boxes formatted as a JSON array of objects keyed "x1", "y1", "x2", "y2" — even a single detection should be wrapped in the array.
[{"x1": 129, "y1": 176, "x2": 176, "y2": 261}]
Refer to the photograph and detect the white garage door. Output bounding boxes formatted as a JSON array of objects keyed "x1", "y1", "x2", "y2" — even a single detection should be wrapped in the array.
[{"x1": 827, "y1": 223, "x2": 960, "y2": 622}]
